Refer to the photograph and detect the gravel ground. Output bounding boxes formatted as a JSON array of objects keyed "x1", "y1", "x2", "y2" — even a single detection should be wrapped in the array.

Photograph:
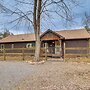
[
  {"x1": 0, "y1": 61, "x2": 90, "y2": 90},
  {"x1": 0, "y1": 61, "x2": 37, "y2": 90}
]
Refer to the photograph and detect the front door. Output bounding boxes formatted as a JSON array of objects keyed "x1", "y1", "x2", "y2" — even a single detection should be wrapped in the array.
[{"x1": 48, "y1": 41, "x2": 55, "y2": 54}]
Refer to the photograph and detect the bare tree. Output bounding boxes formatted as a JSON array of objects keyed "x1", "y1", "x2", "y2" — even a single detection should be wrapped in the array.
[
  {"x1": 0, "y1": 0, "x2": 79, "y2": 61},
  {"x1": 0, "y1": 28, "x2": 13, "y2": 39},
  {"x1": 83, "y1": 12, "x2": 90, "y2": 30}
]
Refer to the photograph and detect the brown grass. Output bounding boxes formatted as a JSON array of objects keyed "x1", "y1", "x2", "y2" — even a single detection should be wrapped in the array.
[
  {"x1": 0, "y1": 55, "x2": 45, "y2": 61},
  {"x1": 65, "y1": 58, "x2": 90, "y2": 63}
]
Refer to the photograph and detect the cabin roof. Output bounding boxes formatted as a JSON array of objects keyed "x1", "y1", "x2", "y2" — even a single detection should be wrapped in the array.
[
  {"x1": 56, "y1": 29, "x2": 90, "y2": 40},
  {"x1": 0, "y1": 29, "x2": 90, "y2": 43},
  {"x1": 0, "y1": 33, "x2": 36, "y2": 43}
]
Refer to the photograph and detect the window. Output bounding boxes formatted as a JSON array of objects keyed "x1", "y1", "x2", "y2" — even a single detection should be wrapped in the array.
[
  {"x1": 32, "y1": 42, "x2": 35, "y2": 47},
  {"x1": 26, "y1": 43, "x2": 32, "y2": 48},
  {"x1": 26, "y1": 42, "x2": 35, "y2": 48}
]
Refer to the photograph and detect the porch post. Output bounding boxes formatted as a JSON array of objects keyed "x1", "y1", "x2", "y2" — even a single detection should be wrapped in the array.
[{"x1": 45, "y1": 42, "x2": 47, "y2": 60}]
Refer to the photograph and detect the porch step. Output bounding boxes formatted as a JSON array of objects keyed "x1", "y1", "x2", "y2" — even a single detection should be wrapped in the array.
[{"x1": 47, "y1": 58, "x2": 64, "y2": 62}]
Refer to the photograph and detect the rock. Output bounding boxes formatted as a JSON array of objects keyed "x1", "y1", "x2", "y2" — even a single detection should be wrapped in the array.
[{"x1": 26, "y1": 60, "x2": 45, "y2": 65}]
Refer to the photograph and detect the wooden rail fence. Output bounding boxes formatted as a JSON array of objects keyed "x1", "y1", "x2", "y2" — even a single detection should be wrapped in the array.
[
  {"x1": 64, "y1": 47, "x2": 90, "y2": 59},
  {"x1": 0, "y1": 47, "x2": 90, "y2": 61},
  {"x1": 0, "y1": 48, "x2": 36, "y2": 61}
]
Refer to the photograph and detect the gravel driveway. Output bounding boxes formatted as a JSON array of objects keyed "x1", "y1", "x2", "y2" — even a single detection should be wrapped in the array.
[
  {"x1": 0, "y1": 61, "x2": 90, "y2": 90},
  {"x1": 0, "y1": 61, "x2": 37, "y2": 90}
]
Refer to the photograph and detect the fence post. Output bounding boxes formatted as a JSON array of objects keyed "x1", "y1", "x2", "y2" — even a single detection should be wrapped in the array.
[
  {"x1": 22, "y1": 49, "x2": 24, "y2": 61},
  {"x1": 3, "y1": 48, "x2": 6, "y2": 60},
  {"x1": 63, "y1": 42, "x2": 66, "y2": 61},
  {"x1": 59, "y1": 40, "x2": 61, "y2": 59}
]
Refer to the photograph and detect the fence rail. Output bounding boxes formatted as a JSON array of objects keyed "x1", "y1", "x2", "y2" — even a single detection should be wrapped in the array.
[
  {"x1": 0, "y1": 48, "x2": 37, "y2": 61},
  {"x1": 0, "y1": 47, "x2": 90, "y2": 61},
  {"x1": 65, "y1": 47, "x2": 90, "y2": 58},
  {"x1": 65, "y1": 47, "x2": 89, "y2": 50},
  {"x1": 0, "y1": 47, "x2": 62, "y2": 61}
]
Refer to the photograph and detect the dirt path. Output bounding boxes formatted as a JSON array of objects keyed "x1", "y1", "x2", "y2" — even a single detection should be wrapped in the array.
[{"x1": 0, "y1": 61, "x2": 90, "y2": 90}]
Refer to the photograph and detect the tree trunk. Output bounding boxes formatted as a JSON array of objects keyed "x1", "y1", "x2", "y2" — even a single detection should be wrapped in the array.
[
  {"x1": 33, "y1": 0, "x2": 42, "y2": 62},
  {"x1": 34, "y1": 35, "x2": 41, "y2": 62}
]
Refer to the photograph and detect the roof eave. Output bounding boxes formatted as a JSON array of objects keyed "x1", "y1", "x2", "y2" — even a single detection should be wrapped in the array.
[
  {"x1": 0, "y1": 40, "x2": 36, "y2": 44},
  {"x1": 64, "y1": 37, "x2": 90, "y2": 40}
]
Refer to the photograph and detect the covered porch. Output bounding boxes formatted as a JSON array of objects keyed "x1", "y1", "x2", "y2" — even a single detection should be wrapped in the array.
[{"x1": 40, "y1": 30, "x2": 64, "y2": 57}]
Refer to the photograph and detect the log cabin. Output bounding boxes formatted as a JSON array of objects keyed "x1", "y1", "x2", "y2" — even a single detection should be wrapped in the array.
[{"x1": 0, "y1": 29, "x2": 90, "y2": 58}]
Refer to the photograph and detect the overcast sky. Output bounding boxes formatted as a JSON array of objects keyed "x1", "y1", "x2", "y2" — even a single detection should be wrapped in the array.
[{"x1": 0, "y1": 0, "x2": 90, "y2": 34}]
